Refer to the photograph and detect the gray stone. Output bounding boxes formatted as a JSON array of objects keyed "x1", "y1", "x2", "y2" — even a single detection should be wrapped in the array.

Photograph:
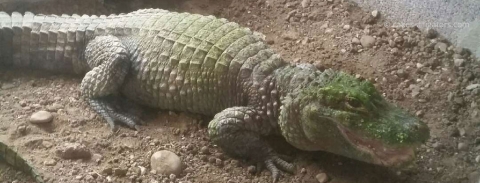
[
  {"x1": 435, "y1": 42, "x2": 448, "y2": 52},
  {"x1": 371, "y1": 10, "x2": 379, "y2": 18},
  {"x1": 301, "y1": 0, "x2": 310, "y2": 8},
  {"x1": 360, "y1": 35, "x2": 375, "y2": 48},
  {"x1": 150, "y1": 150, "x2": 182, "y2": 176},
  {"x1": 29, "y1": 111, "x2": 53, "y2": 124},
  {"x1": 316, "y1": 173, "x2": 329, "y2": 183},
  {"x1": 281, "y1": 31, "x2": 300, "y2": 40},
  {"x1": 56, "y1": 143, "x2": 92, "y2": 160},
  {"x1": 458, "y1": 142, "x2": 468, "y2": 151},
  {"x1": 466, "y1": 84, "x2": 480, "y2": 90},
  {"x1": 352, "y1": 37, "x2": 361, "y2": 45},
  {"x1": 454, "y1": 59, "x2": 465, "y2": 67}
]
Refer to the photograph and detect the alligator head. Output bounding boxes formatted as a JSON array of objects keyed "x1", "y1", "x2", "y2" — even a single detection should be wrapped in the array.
[{"x1": 279, "y1": 69, "x2": 429, "y2": 167}]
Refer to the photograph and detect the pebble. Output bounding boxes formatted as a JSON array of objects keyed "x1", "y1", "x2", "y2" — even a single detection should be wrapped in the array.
[
  {"x1": 351, "y1": 37, "x2": 360, "y2": 45},
  {"x1": 247, "y1": 165, "x2": 256, "y2": 174},
  {"x1": 92, "y1": 153, "x2": 103, "y2": 163},
  {"x1": 301, "y1": 0, "x2": 310, "y2": 8},
  {"x1": 476, "y1": 155, "x2": 480, "y2": 163},
  {"x1": 435, "y1": 42, "x2": 448, "y2": 52},
  {"x1": 466, "y1": 84, "x2": 480, "y2": 91},
  {"x1": 426, "y1": 29, "x2": 437, "y2": 39},
  {"x1": 29, "y1": 111, "x2": 53, "y2": 124},
  {"x1": 360, "y1": 35, "x2": 375, "y2": 48},
  {"x1": 44, "y1": 159, "x2": 57, "y2": 166},
  {"x1": 150, "y1": 150, "x2": 182, "y2": 175},
  {"x1": 458, "y1": 142, "x2": 468, "y2": 151},
  {"x1": 315, "y1": 173, "x2": 329, "y2": 183},
  {"x1": 343, "y1": 24, "x2": 351, "y2": 30},
  {"x1": 113, "y1": 168, "x2": 128, "y2": 177},
  {"x1": 46, "y1": 103, "x2": 63, "y2": 112},
  {"x1": 281, "y1": 31, "x2": 300, "y2": 40},
  {"x1": 454, "y1": 59, "x2": 465, "y2": 67},
  {"x1": 371, "y1": 10, "x2": 379, "y2": 18},
  {"x1": 55, "y1": 143, "x2": 92, "y2": 160},
  {"x1": 200, "y1": 146, "x2": 210, "y2": 154}
]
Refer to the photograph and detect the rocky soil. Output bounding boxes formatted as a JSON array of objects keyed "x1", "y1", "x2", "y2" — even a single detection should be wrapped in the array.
[{"x1": 1, "y1": 0, "x2": 480, "y2": 183}]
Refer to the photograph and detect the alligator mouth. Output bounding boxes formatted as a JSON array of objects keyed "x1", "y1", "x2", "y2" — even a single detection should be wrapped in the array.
[{"x1": 337, "y1": 125, "x2": 415, "y2": 167}]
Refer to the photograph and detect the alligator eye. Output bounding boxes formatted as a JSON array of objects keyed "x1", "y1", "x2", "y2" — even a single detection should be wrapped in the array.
[{"x1": 346, "y1": 98, "x2": 362, "y2": 108}]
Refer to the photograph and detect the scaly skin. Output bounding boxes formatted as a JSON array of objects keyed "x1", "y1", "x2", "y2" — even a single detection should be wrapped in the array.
[
  {"x1": 0, "y1": 141, "x2": 44, "y2": 183},
  {"x1": 0, "y1": 9, "x2": 430, "y2": 182}
]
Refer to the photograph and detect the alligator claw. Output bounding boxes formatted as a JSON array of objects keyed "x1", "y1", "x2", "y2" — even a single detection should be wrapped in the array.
[
  {"x1": 88, "y1": 98, "x2": 144, "y2": 131},
  {"x1": 264, "y1": 155, "x2": 295, "y2": 182}
]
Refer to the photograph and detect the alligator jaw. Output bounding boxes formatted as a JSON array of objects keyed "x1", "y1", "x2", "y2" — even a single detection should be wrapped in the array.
[{"x1": 337, "y1": 125, "x2": 416, "y2": 167}]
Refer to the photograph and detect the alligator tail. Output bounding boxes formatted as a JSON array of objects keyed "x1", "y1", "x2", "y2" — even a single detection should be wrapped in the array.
[{"x1": 0, "y1": 141, "x2": 44, "y2": 183}]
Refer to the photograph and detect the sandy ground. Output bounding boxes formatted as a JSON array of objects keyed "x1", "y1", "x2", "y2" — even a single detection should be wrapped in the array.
[{"x1": 1, "y1": 0, "x2": 480, "y2": 183}]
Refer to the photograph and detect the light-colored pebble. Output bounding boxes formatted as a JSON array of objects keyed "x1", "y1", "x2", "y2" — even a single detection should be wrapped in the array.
[
  {"x1": 316, "y1": 173, "x2": 329, "y2": 183},
  {"x1": 29, "y1": 111, "x2": 53, "y2": 124},
  {"x1": 360, "y1": 35, "x2": 375, "y2": 48},
  {"x1": 150, "y1": 150, "x2": 182, "y2": 176},
  {"x1": 55, "y1": 143, "x2": 92, "y2": 160}
]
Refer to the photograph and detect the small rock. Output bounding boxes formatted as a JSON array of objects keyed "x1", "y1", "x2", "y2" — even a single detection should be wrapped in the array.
[
  {"x1": 102, "y1": 167, "x2": 113, "y2": 175},
  {"x1": 29, "y1": 111, "x2": 53, "y2": 124},
  {"x1": 315, "y1": 173, "x2": 329, "y2": 183},
  {"x1": 285, "y1": 1, "x2": 298, "y2": 8},
  {"x1": 247, "y1": 166, "x2": 256, "y2": 174},
  {"x1": 425, "y1": 29, "x2": 437, "y2": 39},
  {"x1": 19, "y1": 100, "x2": 27, "y2": 107},
  {"x1": 371, "y1": 10, "x2": 379, "y2": 18},
  {"x1": 113, "y1": 168, "x2": 128, "y2": 177},
  {"x1": 301, "y1": 0, "x2": 310, "y2": 8},
  {"x1": 396, "y1": 69, "x2": 408, "y2": 78},
  {"x1": 92, "y1": 153, "x2": 103, "y2": 163},
  {"x1": 343, "y1": 24, "x2": 351, "y2": 30},
  {"x1": 281, "y1": 31, "x2": 300, "y2": 40},
  {"x1": 475, "y1": 155, "x2": 480, "y2": 163},
  {"x1": 467, "y1": 84, "x2": 480, "y2": 90},
  {"x1": 454, "y1": 47, "x2": 465, "y2": 55},
  {"x1": 415, "y1": 110, "x2": 424, "y2": 117},
  {"x1": 416, "y1": 63, "x2": 424, "y2": 68},
  {"x1": 150, "y1": 150, "x2": 182, "y2": 176},
  {"x1": 459, "y1": 128, "x2": 466, "y2": 136},
  {"x1": 200, "y1": 146, "x2": 210, "y2": 154},
  {"x1": 458, "y1": 142, "x2": 468, "y2": 151},
  {"x1": 300, "y1": 168, "x2": 307, "y2": 174},
  {"x1": 56, "y1": 143, "x2": 92, "y2": 160},
  {"x1": 435, "y1": 42, "x2": 448, "y2": 52},
  {"x1": 450, "y1": 128, "x2": 460, "y2": 137},
  {"x1": 360, "y1": 35, "x2": 375, "y2": 48},
  {"x1": 44, "y1": 159, "x2": 57, "y2": 166},
  {"x1": 454, "y1": 59, "x2": 465, "y2": 67},
  {"x1": 351, "y1": 37, "x2": 360, "y2": 45},
  {"x1": 46, "y1": 103, "x2": 63, "y2": 112}
]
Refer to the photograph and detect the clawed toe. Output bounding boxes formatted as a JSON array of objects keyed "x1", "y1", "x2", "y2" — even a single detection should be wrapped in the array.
[
  {"x1": 264, "y1": 155, "x2": 295, "y2": 182},
  {"x1": 88, "y1": 98, "x2": 144, "y2": 131}
]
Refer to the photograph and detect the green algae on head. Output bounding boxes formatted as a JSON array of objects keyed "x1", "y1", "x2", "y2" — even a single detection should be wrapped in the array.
[{"x1": 279, "y1": 70, "x2": 430, "y2": 167}]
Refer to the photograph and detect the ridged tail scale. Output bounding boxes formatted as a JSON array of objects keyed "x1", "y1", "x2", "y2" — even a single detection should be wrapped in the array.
[{"x1": 0, "y1": 141, "x2": 44, "y2": 183}]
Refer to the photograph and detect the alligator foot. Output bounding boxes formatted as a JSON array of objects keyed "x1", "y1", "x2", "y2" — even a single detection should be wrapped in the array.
[
  {"x1": 208, "y1": 107, "x2": 296, "y2": 182},
  {"x1": 88, "y1": 97, "x2": 144, "y2": 131}
]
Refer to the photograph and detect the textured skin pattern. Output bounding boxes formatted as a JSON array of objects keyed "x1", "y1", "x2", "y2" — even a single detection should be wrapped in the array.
[{"x1": 0, "y1": 141, "x2": 44, "y2": 183}]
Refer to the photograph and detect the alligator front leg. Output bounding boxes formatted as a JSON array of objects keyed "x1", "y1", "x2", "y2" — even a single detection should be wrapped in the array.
[
  {"x1": 80, "y1": 35, "x2": 141, "y2": 131},
  {"x1": 208, "y1": 107, "x2": 295, "y2": 182}
]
